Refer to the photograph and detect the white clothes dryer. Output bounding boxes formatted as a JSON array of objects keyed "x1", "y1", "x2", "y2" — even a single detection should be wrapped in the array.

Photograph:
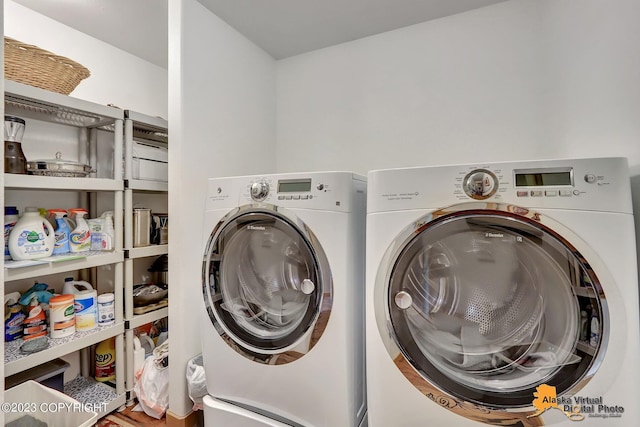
[
  {"x1": 201, "y1": 172, "x2": 367, "y2": 427},
  {"x1": 366, "y1": 158, "x2": 639, "y2": 426}
]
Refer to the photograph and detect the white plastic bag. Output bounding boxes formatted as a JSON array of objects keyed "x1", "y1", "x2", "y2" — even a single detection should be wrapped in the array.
[
  {"x1": 133, "y1": 342, "x2": 169, "y2": 419},
  {"x1": 186, "y1": 354, "x2": 208, "y2": 410}
]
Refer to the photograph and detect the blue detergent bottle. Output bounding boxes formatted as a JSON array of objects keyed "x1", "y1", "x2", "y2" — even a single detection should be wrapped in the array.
[{"x1": 48, "y1": 209, "x2": 71, "y2": 255}]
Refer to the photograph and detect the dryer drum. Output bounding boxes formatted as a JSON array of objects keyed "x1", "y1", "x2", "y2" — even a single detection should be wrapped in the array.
[
  {"x1": 202, "y1": 206, "x2": 332, "y2": 364},
  {"x1": 386, "y1": 210, "x2": 601, "y2": 407}
]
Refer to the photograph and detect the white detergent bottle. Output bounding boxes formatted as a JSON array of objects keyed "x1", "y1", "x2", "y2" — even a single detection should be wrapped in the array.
[
  {"x1": 69, "y1": 208, "x2": 91, "y2": 253},
  {"x1": 100, "y1": 211, "x2": 115, "y2": 251},
  {"x1": 8, "y1": 208, "x2": 55, "y2": 260}
]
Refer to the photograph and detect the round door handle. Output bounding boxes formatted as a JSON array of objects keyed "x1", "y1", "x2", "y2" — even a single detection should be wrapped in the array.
[
  {"x1": 301, "y1": 279, "x2": 315, "y2": 295},
  {"x1": 394, "y1": 291, "x2": 413, "y2": 310}
]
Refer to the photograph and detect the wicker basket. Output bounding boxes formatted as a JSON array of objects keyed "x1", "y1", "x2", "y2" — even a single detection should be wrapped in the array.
[{"x1": 4, "y1": 37, "x2": 91, "y2": 95}]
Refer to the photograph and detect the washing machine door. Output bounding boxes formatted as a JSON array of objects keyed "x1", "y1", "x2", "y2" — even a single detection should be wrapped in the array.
[
  {"x1": 203, "y1": 204, "x2": 332, "y2": 364},
  {"x1": 376, "y1": 203, "x2": 606, "y2": 424}
]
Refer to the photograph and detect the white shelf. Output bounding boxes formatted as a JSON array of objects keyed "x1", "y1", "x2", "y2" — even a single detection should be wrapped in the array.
[
  {"x1": 4, "y1": 174, "x2": 123, "y2": 191},
  {"x1": 129, "y1": 307, "x2": 169, "y2": 330},
  {"x1": 127, "y1": 179, "x2": 168, "y2": 192},
  {"x1": 127, "y1": 244, "x2": 168, "y2": 259},
  {"x1": 5, "y1": 80, "x2": 123, "y2": 127},
  {"x1": 64, "y1": 376, "x2": 126, "y2": 418},
  {"x1": 4, "y1": 323, "x2": 125, "y2": 377},
  {"x1": 4, "y1": 251, "x2": 124, "y2": 282}
]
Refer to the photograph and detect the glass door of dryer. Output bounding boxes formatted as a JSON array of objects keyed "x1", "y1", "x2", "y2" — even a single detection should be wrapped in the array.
[
  {"x1": 378, "y1": 204, "x2": 605, "y2": 421},
  {"x1": 203, "y1": 205, "x2": 332, "y2": 364}
]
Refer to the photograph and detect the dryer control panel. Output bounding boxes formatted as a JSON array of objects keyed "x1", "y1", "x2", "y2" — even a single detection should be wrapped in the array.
[
  {"x1": 206, "y1": 172, "x2": 366, "y2": 213},
  {"x1": 367, "y1": 157, "x2": 632, "y2": 214}
]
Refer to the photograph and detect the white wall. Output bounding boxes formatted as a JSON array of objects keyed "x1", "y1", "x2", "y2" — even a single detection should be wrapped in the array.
[
  {"x1": 168, "y1": 0, "x2": 276, "y2": 418},
  {"x1": 276, "y1": 0, "x2": 640, "y2": 175},
  {"x1": 4, "y1": 0, "x2": 168, "y2": 118}
]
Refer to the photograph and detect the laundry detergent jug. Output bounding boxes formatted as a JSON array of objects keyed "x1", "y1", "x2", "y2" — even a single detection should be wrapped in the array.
[{"x1": 8, "y1": 208, "x2": 55, "y2": 260}]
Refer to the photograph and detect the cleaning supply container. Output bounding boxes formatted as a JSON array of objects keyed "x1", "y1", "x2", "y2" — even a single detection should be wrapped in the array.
[
  {"x1": 97, "y1": 293, "x2": 115, "y2": 326},
  {"x1": 63, "y1": 277, "x2": 97, "y2": 331},
  {"x1": 95, "y1": 337, "x2": 116, "y2": 382},
  {"x1": 49, "y1": 294, "x2": 76, "y2": 338},
  {"x1": 4, "y1": 292, "x2": 25, "y2": 342},
  {"x1": 22, "y1": 295, "x2": 48, "y2": 340},
  {"x1": 8, "y1": 208, "x2": 55, "y2": 260},
  {"x1": 69, "y1": 208, "x2": 91, "y2": 252},
  {"x1": 4, "y1": 206, "x2": 19, "y2": 260},
  {"x1": 48, "y1": 208, "x2": 72, "y2": 255}
]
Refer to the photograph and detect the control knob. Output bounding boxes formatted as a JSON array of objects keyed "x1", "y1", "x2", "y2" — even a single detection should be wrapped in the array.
[
  {"x1": 463, "y1": 169, "x2": 498, "y2": 200},
  {"x1": 250, "y1": 180, "x2": 270, "y2": 201}
]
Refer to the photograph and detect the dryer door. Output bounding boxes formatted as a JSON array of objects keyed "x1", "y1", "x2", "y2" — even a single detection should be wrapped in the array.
[
  {"x1": 203, "y1": 205, "x2": 332, "y2": 364},
  {"x1": 376, "y1": 203, "x2": 606, "y2": 423}
]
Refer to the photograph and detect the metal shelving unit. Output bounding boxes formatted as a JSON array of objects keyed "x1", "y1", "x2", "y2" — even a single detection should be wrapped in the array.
[
  {"x1": 122, "y1": 110, "x2": 169, "y2": 396},
  {"x1": 3, "y1": 79, "x2": 126, "y2": 412}
]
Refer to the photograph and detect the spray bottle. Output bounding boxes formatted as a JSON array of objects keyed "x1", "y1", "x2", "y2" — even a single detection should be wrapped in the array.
[
  {"x1": 48, "y1": 209, "x2": 72, "y2": 255},
  {"x1": 69, "y1": 208, "x2": 91, "y2": 253}
]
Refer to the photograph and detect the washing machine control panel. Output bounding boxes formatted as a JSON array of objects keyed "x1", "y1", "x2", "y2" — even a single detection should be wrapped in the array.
[
  {"x1": 463, "y1": 169, "x2": 498, "y2": 200},
  {"x1": 250, "y1": 180, "x2": 270, "y2": 201}
]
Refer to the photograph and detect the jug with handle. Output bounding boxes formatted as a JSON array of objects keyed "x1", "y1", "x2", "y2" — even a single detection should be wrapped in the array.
[
  {"x1": 63, "y1": 278, "x2": 98, "y2": 331},
  {"x1": 8, "y1": 208, "x2": 55, "y2": 260}
]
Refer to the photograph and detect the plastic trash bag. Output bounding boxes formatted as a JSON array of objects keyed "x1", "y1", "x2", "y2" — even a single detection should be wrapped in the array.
[
  {"x1": 186, "y1": 354, "x2": 207, "y2": 410},
  {"x1": 133, "y1": 341, "x2": 169, "y2": 419}
]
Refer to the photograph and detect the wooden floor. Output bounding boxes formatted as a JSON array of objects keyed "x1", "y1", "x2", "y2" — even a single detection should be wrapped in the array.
[{"x1": 96, "y1": 400, "x2": 166, "y2": 427}]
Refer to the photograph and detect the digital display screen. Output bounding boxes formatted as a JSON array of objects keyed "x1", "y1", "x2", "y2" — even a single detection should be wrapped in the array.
[
  {"x1": 278, "y1": 179, "x2": 312, "y2": 193},
  {"x1": 515, "y1": 171, "x2": 572, "y2": 187}
]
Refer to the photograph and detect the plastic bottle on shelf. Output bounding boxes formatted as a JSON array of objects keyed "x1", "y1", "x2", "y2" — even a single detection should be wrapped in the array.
[
  {"x1": 4, "y1": 206, "x2": 19, "y2": 260},
  {"x1": 139, "y1": 332, "x2": 155, "y2": 358},
  {"x1": 95, "y1": 337, "x2": 116, "y2": 382},
  {"x1": 97, "y1": 293, "x2": 115, "y2": 326},
  {"x1": 8, "y1": 208, "x2": 55, "y2": 260},
  {"x1": 22, "y1": 295, "x2": 47, "y2": 341},
  {"x1": 156, "y1": 328, "x2": 168, "y2": 346},
  {"x1": 133, "y1": 336, "x2": 145, "y2": 381},
  {"x1": 4, "y1": 292, "x2": 25, "y2": 342},
  {"x1": 101, "y1": 211, "x2": 115, "y2": 251},
  {"x1": 69, "y1": 208, "x2": 91, "y2": 253},
  {"x1": 48, "y1": 209, "x2": 72, "y2": 255}
]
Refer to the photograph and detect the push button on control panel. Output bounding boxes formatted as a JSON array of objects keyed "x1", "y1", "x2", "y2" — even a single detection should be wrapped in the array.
[
  {"x1": 530, "y1": 190, "x2": 543, "y2": 197},
  {"x1": 584, "y1": 174, "x2": 597, "y2": 183},
  {"x1": 544, "y1": 190, "x2": 557, "y2": 197}
]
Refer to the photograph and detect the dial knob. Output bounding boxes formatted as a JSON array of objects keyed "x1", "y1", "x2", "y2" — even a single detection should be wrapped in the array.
[
  {"x1": 463, "y1": 169, "x2": 498, "y2": 200},
  {"x1": 250, "y1": 181, "x2": 270, "y2": 201}
]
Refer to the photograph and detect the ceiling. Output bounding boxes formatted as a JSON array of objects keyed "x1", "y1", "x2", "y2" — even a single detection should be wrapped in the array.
[{"x1": 12, "y1": 0, "x2": 507, "y2": 67}]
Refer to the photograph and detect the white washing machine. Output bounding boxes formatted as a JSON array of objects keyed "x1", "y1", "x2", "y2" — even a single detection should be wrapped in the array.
[
  {"x1": 366, "y1": 158, "x2": 640, "y2": 426},
  {"x1": 201, "y1": 171, "x2": 367, "y2": 427}
]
